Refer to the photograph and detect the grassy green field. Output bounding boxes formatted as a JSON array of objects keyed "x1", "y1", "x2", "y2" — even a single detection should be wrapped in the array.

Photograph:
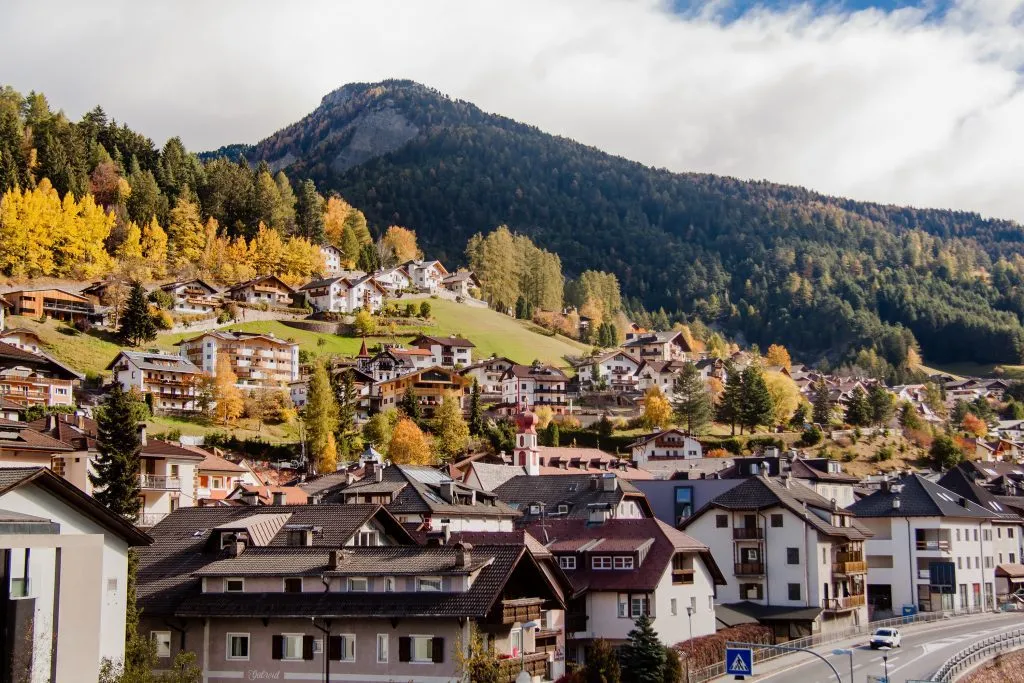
[
  {"x1": 146, "y1": 414, "x2": 299, "y2": 443},
  {"x1": 6, "y1": 298, "x2": 588, "y2": 376},
  {"x1": 923, "y1": 361, "x2": 1024, "y2": 380}
]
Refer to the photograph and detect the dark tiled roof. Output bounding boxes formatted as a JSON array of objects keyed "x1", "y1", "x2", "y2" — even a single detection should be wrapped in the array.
[
  {"x1": 494, "y1": 473, "x2": 651, "y2": 523},
  {"x1": 27, "y1": 413, "x2": 96, "y2": 450},
  {"x1": 226, "y1": 275, "x2": 295, "y2": 293},
  {"x1": 194, "y1": 545, "x2": 493, "y2": 576},
  {"x1": 341, "y1": 465, "x2": 519, "y2": 519},
  {"x1": 789, "y1": 458, "x2": 860, "y2": 484},
  {"x1": 105, "y1": 350, "x2": 200, "y2": 374},
  {"x1": 936, "y1": 468, "x2": 1022, "y2": 520},
  {"x1": 0, "y1": 340, "x2": 84, "y2": 380},
  {"x1": 142, "y1": 438, "x2": 207, "y2": 460},
  {"x1": 0, "y1": 420, "x2": 76, "y2": 452},
  {"x1": 504, "y1": 364, "x2": 568, "y2": 381},
  {"x1": 848, "y1": 474, "x2": 1002, "y2": 519}
]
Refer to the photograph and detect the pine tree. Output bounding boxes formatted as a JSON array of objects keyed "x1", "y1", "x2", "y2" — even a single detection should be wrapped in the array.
[
  {"x1": 357, "y1": 243, "x2": 380, "y2": 273},
  {"x1": 673, "y1": 363, "x2": 712, "y2": 436},
  {"x1": 88, "y1": 384, "x2": 143, "y2": 521},
  {"x1": 812, "y1": 378, "x2": 834, "y2": 426},
  {"x1": 469, "y1": 379, "x2": 483, "y2": 436},
  {"x1": 333, "y1": 368, "x2": 359, "y2": 460},
  {"x1": 619, "y1": 613, "x2": 665, "y2": 683},
  {"x1": 433, "y1": 392, "x2": 470, "y2": 462},
  {"x1": 739, "y1": 365, "x2": 774, "y2": 433},
  {"x1": 585, "y1": 638, "x2": 621, "y2": 683},
  {"x1": 717, "y1": 363, "x2": 744, "y2": 435},
  {"x1": 845, "y1": 386, "x2": 871, "y2": 426},
  {"x1": 399, "y1": 388, "x2": 422, "y2": 421},
  {"x1": 296, "y1": 179, "x2": 325, "y2": 244},
  {"x1": 119, "y1": 281, "x2": 156, "y2": 346},
  {"x1": 304, "y1": 360, "x2": 339, "y2": 473}
]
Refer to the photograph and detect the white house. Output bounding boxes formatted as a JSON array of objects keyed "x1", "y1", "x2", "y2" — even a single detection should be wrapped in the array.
[
  {"x1": 402, "y1": 260, "x2": 448, "y2": 292},
  {"x1": 372, "y1": 266, "x2": 412, "y2": 294},
  {"x1": 106, "y1": 350, "x2": 203, "y2": 414},
  {"x1": 849, "y1": 474, "x2": 1006, "y2": 617},
  {"x1": 628, "y1": 429, "x2": 703, "y2": 466},
  {"x1": 0, "y1": 467, "x2": 151, "y2": 682},
  {"x1": 319, "y1": 245, "x2": 346, "y2": 273},
  {"x1": 621, "y1": 331, "x2": 692, "y2": 362},
  {"x1": 224, "y1": 275, "x2": 295, "y2": 307},
  {"x1": 158, "y1": 279, "x2": 221, "y2": 314},
  {"x1": 459, "y1": 356, "x2": 516, "y2": 401},
  {"x1": 410, "y1": 334, "x2": 475, "y2": 368},
  {"x1": 299, "y1": 275, "x2": 386, "y2": 314},
  {"x1": 635, "y1": 360, "x2": 687, "y2": 392},
  {"x1": 575, "y1": 350, "x2": 641, "y2": 392},
  {"x1": 501, "y1": 363, "x2": 570, "y2": 414},
  {"x1": 683, "y1": 474, "x2": 872, "y2": 639}
]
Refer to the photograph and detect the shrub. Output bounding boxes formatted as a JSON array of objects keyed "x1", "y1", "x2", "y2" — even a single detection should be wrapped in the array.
[
  {"x1": 874, "y1": 445, "x2": 894, "y2": 462},
  {"x1": 747, "y1": 436, "x2": 783, "y2": 452},
  {"x1": 216, "y1": 310, "x2": 232, "y2": 324},
  {"x1": 797, "y1": 425, "x2": 823, "y2": 447},
  {"x1": 73, "y1": 318, "x2": 92, "y2": 333},
  {"x1": 716, "y1": 438, "x2": 743, "y2": 454},
  {"x1": 842, "y1": 450, "x2": 857, "y2": 462},
  {"x1": 419, "y1": 301, "x2": 432, "y2": 318},
  {"x1": 705, "y1": 448, "x2": 729, "y2": 458},
  {"x1": 153, "y1": 310, "x2": 174, "y2": 330},
  {"x1": 673, "y1": 624, "x2": 773, "y2": 674},
  {"x1": 148, "y1": 289, "x2": 174, "y2": 310}
]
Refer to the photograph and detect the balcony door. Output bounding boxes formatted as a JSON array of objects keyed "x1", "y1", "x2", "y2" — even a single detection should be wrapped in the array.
[{"x1": 744, "y1": 514, "x2": 756, "y2": 530}]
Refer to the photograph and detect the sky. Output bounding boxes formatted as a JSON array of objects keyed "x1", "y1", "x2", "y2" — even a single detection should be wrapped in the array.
[{"x1": 1, "y1": 0, "x2": 1022, "y2": 222}]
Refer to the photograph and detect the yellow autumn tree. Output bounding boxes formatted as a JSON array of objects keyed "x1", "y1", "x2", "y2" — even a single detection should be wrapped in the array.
[
  {"x1": 56, "y1": 192, "x2": 114, "y2": 278},
  {"x1": 323, "y1": 196, "x2": 351, "y2": 247},
  {"x1": 381, "y1": 225, "x2": 420, "y2": 263},
  {"x1": 140, "y1": 216, "x2": 168, "y2": 278},
  {"x1": 249, "y1": 223, "x2": 285, "y2": 275},
  {"x1": 280, "y1": 236, "x2": 325, "y2": 286},
  {"x1": 167, "y1": 197, "x2": 206, "y2": 268},
  {"x1": 642, "y1": 385, "x2": 673, "y2": 429},
  {"x1": 225, "y1": 236, "x2": 255, "y2": 283},
  {"x1": 388, "y1": 417, "x2": 433, "y2": 465},
  {"x1": 117, "y1": 222, "x2": 144, "y2": 262},
  {"x1": 213, "y1": 354, "x2": 244, "y2": 425},
  {"x1": 0, "y1": 185, "x2": 52, "y2": 276},
  {"x1": 765, "y1": 344, "x2": 792, "y2": 371},
  {"x1": 764, "y1": 371, "x2": 802, "y2": 426}
]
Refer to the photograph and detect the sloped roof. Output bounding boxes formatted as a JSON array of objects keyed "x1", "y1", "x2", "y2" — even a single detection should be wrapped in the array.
[
  {"x1": 848, "y1": 473, "x2": 1002, "y2": 519},
  {"x1": 0, "y1": 420, "x2": 77, "y2": 452},
  {"x1": 105, "y1": 350, "x2": 201, "y2": 373},
  {"x1": 494, "y1": 472, "x2": 652, "y2": 523},
  {"x1": 342, "y1": 465, "x2": 519, "y2": 518},
  {"x1": 936, "y1": 467, "x2": 1022, "y2": 520},
  {"x1": 464, "y1": 462, "x2": 526, "y2": 491},
  {"x1": 411, "y1": 334, "x2": 476, "y2": 349},
  {"x1": 504, "y1": 363, "x2": 568, "y2": 381},
  {"x1": 789, "y1": 458, "x2": 860, "y2": 484},
  {"x1": 0, "y1": 340, "x2": 84, "y2": 380},
  {"x1": 226, "y1": 275, "x2": 295, "y2": 293}
]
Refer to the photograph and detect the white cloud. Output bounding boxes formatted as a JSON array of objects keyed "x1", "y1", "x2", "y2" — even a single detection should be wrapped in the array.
[{"x1": 1, "y1": 0, "x2": 1022, "y2": 221}]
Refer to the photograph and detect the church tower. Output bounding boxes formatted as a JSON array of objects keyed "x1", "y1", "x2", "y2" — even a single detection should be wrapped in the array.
[{"x1": 515, "y1": 409, "x2": 540, "y2": 476}]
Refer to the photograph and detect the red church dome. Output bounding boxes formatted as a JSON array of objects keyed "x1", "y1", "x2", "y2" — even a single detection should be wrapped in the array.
[{"x1": 516, "y1": 409, "x2": 539, "y2": 433}]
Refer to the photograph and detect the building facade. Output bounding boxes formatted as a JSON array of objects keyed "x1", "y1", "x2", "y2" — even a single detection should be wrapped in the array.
[
  {"x1": 177, "y1": 331, "x2": 299, "y2": 389},
  {"x1": 107, "y1": 350, "x2": 202, "y2": 414}
]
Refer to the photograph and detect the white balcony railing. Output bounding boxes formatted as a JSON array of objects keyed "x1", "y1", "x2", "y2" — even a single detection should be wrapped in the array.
[
  {"x1": 136, "y1": 512, "x2": 168, "y2": 527},
  {"x1": 139, "y1": 474, "x2": 181, "y2": 490}
]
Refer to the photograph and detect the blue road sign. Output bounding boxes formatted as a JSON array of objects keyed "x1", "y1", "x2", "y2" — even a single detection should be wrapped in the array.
[{"x1": 725, "y1": 647, "x2": 753, "y2": 676}]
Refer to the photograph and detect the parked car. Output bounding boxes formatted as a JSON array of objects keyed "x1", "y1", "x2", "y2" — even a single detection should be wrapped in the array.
[{"x1": 869, "y1": 628, "x2": 902, "y2": 649}]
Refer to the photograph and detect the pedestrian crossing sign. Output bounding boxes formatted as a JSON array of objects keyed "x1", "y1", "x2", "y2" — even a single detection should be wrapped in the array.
[{"x1": 725, "y1": 647, "x2": 753, "y2": 676}]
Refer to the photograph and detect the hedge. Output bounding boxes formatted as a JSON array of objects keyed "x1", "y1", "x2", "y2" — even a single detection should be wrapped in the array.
[{"x1": 673, "y1": 624, "x2": 773, "y2": 673}]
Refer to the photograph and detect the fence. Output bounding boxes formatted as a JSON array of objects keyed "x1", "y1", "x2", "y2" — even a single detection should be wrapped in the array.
[
  {"x1": 930, "y1": 626, "x2": 1024, "y2": 681},
  {"x1": 690, "y1": 606, "x2": 991, "y2": 682}
]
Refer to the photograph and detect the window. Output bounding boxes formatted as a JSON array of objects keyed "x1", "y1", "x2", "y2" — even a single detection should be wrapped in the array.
[
  {"x1": 418, "y1": 577, "x2": 442, "y2": 592},
  {"x1": 282, "y1": 634, "x2": 305, "y2": 660},
  {"x1": 716, "y1": 514, "x2": 728, "y2": 528},
  {"x1": 384, "y1": 577, "x2": 396, "y2": 592},
  {"x1": 671, "y1": 598, "x2": 678, "y2": 615},
  {"x1": 956, "y1": 528, "x2": 961, "y2": 542},
  {"x1": 287, "y1": 530, "x2": 309, "y2": 546},
  {"x1": 510, "y1": 629, "x2": 522, "y2": 656},
  {"x1": 740, "y1": 583, "x2": 763, "y2": 600},
  {"x1": 984, "y1": 529, "x2": 992, "y2": 541},
  {"x1": 613, "y1": 556, "x2": 635, "y2": 570},
  {"x1": 1009, "y1": 529, "x2": 1015, "y2": 539},
  {"x1": 674, "y1": 486, "x2": 694, "y2": 521},
  {"x1": 225, "y1": 578, "x2": 244, "y2": 592},
  {"x1": 559, "y1": 556, "x2": 577, "y2": 570},
  {"x1": 998, "y1": 528, "x2": 1003, "y2": 539},
  {"x1": 558, "y1": 504, "x2": 569, "y2": 515},
  {"x1": 958, "y1": 557, "x2": 963, "y2": 569},
  {"x1": 283, "y1": 577, "x2": 303, "y2": 593},
  {"x1": 377, "y1": 634, "x2": 389, "y2": 663},
  {"x1": 592, "y1": 556, "x2": 612, "y2": 570},
  {"x1": 331, "y1": 634, "x2": 356, "y2": 662},
  {"x1": 1012, "y1": 553, "x2": 1017, "y2": 564},
  {"x1": 355, "y1": 531, "x2": 378, "y2": 546},
  {"x1": 152, "y1": 631, "x2": 171, "y2": 658},
  {"x1": 618, "y1": 594, "x2": 650, "y2": 618},
  {"x1": 226, "y1": 633, "x2": 249, "y2": 661},
  {"x1": 788, "y1": 583, "x2": 801, "y2": 601},
  {"x1": 529, "y1": 505, "x2": 541, "y2": 515},
  {"x1": 411, "y1": 635, "x2": 436, "y2": 662},
  {"x1": 771, "y1": 514, "x2": 784, "y2": 527},
  {"x1": 349, "y1": 577, "x2": 368, "y2": 592},
  {"x1": 787, "y1": 548, "x2": 799, "y2": 565},
  {"x1": 974, "y1": 529, "x2": 979, "y2": 542}
]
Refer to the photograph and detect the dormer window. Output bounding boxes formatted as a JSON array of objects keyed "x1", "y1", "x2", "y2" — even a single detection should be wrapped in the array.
[
  {"x1": 283, "y1": 578, "x2": 302, "y2": 593},
  {"x1": 592, "y1": 556, "x2": 612, "y2": 570},
  {"x1": 613, "y1": 556, "x2": 634, "y2": 570},
  {"x1": 559, "y1": 556, "x2": 576, "y2": 570},
  {"x1": 529, "y1": 505, "x2": 541, "y2": 515},
  {"x1": 225, "y1": 578, "x2": 244, "y2": 592},
  {"x1": 417, "y1": 577, "x2": 442, "y2": 592},
  {"x1": 355, "y1": 531, "x2": 378, "y2": 546},
  {"x1": 287, "y1": 530, "x2": 311, "y2": 546},
  {"x1": 349, "y1": 577, "x2": 368, "y2": 592},
  {"x1": 558, "y1": 504, "x2": 569, "y2": 515}
]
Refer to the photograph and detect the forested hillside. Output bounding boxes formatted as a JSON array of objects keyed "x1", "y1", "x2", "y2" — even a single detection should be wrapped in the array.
[{"x1": 242, "y1": 80, "x2": 1024, "y2": 369}]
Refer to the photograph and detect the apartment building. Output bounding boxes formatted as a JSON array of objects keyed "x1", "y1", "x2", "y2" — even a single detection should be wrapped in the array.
[
  {"x1": 0, "y1": 468, "x2": 151, "y2": 683},
  {"x1": 849, "y1": 474, "x2": 1007, "y2": 617},
  {"x1": 373, "y1": 366, "x2": 471, "y2": 416},
  {"x1": 501, "y1": 362, "x2": 569, "y2": 413},
  {"x1": 574, "y1": 350, "x2": 641, "y2": 392},
  {"x1": 2, "y1": 288, "x2": 106, "y2": 325},
  {"x1": 299, "y1": 274, "x2": 386, "y2": 314},
  {"x1": 0, "y1": 341, "x2": 82, "y2": 408},
  {"x1": 360, "y1": 346, "x2": 434, "y2": 382},
  {"x1": 224, "y1": 275, "x2": 295, "y2": 306},
  {"x1": 628, "y1": 428, "x2": 704, "y2": 465},
  {"x1": 937, "y1": 466, "x2": 1024, "y2": 570},
  {"x1": 621, "y1": 330, "x2": 692, "y2": 362},
  {"x1": 177, "y1": 331, "x2": 299, "y2": 389},
  {"x1": 526, "y1": 517, "x2": 725, "y2": 668},
  {"x1": 683, "y1": 475, "x2": 872, "y2": 640},
  {"x1": 107, "y1": 350, "x2": 203, "y2": 414},
  {"x1": 137, "y1": 505, "x2": 564, "y2": 683},
  {"x1": 410, "y1": 334, "x2": 475, "y2": 368},
  {"x1": 460, "y1": 356, "x2": 515, "y2": 401},
  {"x1": 159, "y1": 279, "x2": 222, "y2": 314}
]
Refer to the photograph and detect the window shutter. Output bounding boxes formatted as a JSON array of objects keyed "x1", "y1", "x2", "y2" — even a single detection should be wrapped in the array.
[
  {"x1": 398, "y1": 637, "x2": 411, "y2": 662},
  {"x1": 328, "y1": 635, "x2": 342, "y2": 661},
  {"x1": 302, "y1": 635, "x2": 315, "y2": 660},
  {"x1": 271, "y1": 635, "x2": 284, "y2": 660},
  {"x1": 431, "y1": 637, "x2": 444, "y2": 663}
]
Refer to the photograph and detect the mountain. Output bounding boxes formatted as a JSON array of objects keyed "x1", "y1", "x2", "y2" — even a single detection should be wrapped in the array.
[{"x1": 239, "y1": 79, "x2": 1024, "y2": 369}]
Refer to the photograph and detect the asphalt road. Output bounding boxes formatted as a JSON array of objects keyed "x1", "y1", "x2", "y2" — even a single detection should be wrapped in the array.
[{"x1": 741, "y1": 612, "x2": 1024, "y2": 683}]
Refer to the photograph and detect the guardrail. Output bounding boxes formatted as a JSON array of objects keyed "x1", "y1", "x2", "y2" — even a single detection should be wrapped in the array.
[
  {"x1": 690, "y1": 606, "x2": 992, "y2": 683},
  {"x1": 930, "y1": 626, "x2": 1024, "y2": 681}
]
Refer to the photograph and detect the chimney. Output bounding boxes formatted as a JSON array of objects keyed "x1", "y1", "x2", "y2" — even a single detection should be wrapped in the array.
[
  {"x1": 241, "y1": 491, "x2": 259, "y2": 506},
  {"x1": 48, "y1": 414, "x2": 57, "y2": 431},
  {"x1": 137, "y1": 423, "x2": 148, "y2": 447},
  {"x1": 588, "y1": 504, "x2": 612, "y2": 525},
  {"x1": 440, "y1": 481, "x2": 456, "y2": 503},
  {"x1": 226, "y1": 534, "x2": 246, "y2": 557},
  {"x1": 455, "y1": 542, "x2": 473, "y2": 568},
  {"x1": 272, "y1": 490, "x2": 286, "y2": 506},
  {"x1": 329, "y1": 549, "x2": 351, "y2": 569},
  {"x1": 77, "y1": 413, "x2": 85, "y2": 430},
  {"x1": 892, "y1": 497, "x2": 901, "y2": 510},
  {"x1": 375, "y1": 468, "x2": 383, "y2": 483},
  {"x1": 365, "y1": 461, "x2": 376, "y2": 478},
  {"x1": 443, "y1": 526, "x2": 452, "y2": 545},
  {"x1": 601, "y1": 473, "x2": 618, "y2": 492}
]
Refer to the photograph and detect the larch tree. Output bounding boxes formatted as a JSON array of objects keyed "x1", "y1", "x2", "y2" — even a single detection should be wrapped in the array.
[
  {"x1": 381, "y1": 225, "x2": 420, "y2": 263},
  {"x1": 672, "y1": 363, "x2": 713, "y2": 435},
  {"x1": 213, "y1": 353, "x2": 244, "y2": 425},
  {"x1": 303, "y1": 360, "x2": 339, "y2": 473},
  {"x1": 140, "y1": 216, "x2": 168, "y2": 277},
  {"x1": 764, "y1": 343, "x2": 792, "y2": 370},
  {"x1": 763, "y1": 371, "x2": 801, "y2": 426},
  {"x1": 272, "y1": 171, "x2": 297, "y2": 233},
  {"x1": 642, "y1": 386, "x2": 673, "y2": 429},
  {"x1": 119, "y1": 281, "x2": 157, "y2": 346},
  {"x1": 167, "y1": 197, "x2": 206, "y2": 268},
  {"x1": 433, "y1": 392, "x2": 470, "y2": 462},
  {"x1": 389, "y1": 417, "x2": 433, "y2": 465},
  {"x1": 88, "y1": 384, "x2": 143, "y2": 521}
]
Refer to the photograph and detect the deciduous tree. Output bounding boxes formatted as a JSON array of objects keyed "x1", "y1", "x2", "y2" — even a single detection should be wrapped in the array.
[
  {"x1": 213, "y1": 353, "x2": 244, "y2": 426},
  {"x1": 389, "y1": 417, "x2": 433, "y2": 465},
  {"x1": 643, "y1": 386, "x2": 673, "y2": 429},
  {"x1": 433, "y1": 392, "x2": 470, "y2": 462},
  {"x1": 764, "y1": 344, "x2": 792, "y2": 370},
  {"x1": 303, "y1": 360, "x2": 339, "y2": 473},
  {"x1": 382, "y1": 225, "x2": 420, "y2": 263}
]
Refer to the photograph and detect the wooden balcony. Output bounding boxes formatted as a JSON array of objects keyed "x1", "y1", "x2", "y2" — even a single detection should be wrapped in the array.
[
  {"x1": 482, "y1": 598, "x2": 544, "y2": 629},
  {"x1": 498, "y1": 652, "x2": 548, "y2": 683},
  {"x1": 833, "y1": 561, "x2": 867, "y2": 575},
  {"x1": 734, "y1": 562, "x2": 765, "y2": 576},
  {"x1": 672, "y1": 568, "x2": 695, "y2": 585},
  {"x1": 822, "y1": 594, "x2": 866, "y2": 612},
  {"x1": 733, "y1": 527, "x2": 763, "y2": 540}
]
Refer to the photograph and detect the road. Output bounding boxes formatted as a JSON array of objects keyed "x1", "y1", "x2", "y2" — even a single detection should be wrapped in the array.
[{"x1": 738, "y1": 612, "x2": 1024, "y2": 683}]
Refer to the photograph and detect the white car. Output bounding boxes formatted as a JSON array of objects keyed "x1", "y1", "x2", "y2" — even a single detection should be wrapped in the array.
[{"x1": 869, "y1": 628, "x2": 902, "y2": 649}]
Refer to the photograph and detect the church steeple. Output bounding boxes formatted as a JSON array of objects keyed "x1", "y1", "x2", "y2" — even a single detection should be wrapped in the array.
[{"x1": 515, "y1": 408, "x2": 540, "y2": 476}]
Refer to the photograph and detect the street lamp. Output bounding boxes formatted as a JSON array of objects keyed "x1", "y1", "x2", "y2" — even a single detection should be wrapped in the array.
[
  {"x1": 686, "y1": 606, "x2": 694, "y2": 683},
  {"x1": 878, "y1": 646, "x2": 892, "y2": 683},
  {"x1": 832, "y1": 649, "x2": 854, "y2": 683}
]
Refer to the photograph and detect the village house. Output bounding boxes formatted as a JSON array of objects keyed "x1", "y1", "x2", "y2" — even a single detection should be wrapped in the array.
[
  {"x1": 441, "y1": 270, "x2": 480, "y2": 297},
  {"x1": 628, "y1": 429, "x2": 704, "y2": 466},
  {"x1": 196, "y1": 451, "x2": 250, "y2": 503},
  {"x1": 0, "y1": 294, "x2": 10, "y2": 331},
  {"x1": 0, "y1": 467, "x2": 151, "y2": 682},
  {"x1": 459, "y1": 356, "x2": 516, "y2": 402},
  {"x1": 299, "y1": 274, "x2": 386, "y2": 314},
  {"x1": 410, "y1": 334, "x2": 475, "y2": 368},
  {"x1": 0, "y1": 340, "x2": 82, "y2": 408},
  {"x1": 402, "y1": 259, "x2": 448, "y2": 292},
  {"x1": 788, "y1": 457, "x2": 861, "y2": 508},
  {"x1": 2, "y1": 288, "x2": 107, "y2": 326},
  {"x1": 177, "y1": 331, "x2": 299, "y2": 390},
  {"x1": 367, "y1": 265, "x2": 409, "y2": 295},
  {"x1": 849, "y1": 474, "x2": 1005, "y2": 616},
  {"x1": 107, "y1": 350, "x2": 203, "y2": 414},
  {"x1": 137, "y1": 505, "x2": 565, "y2": 683},
  {"x1": 0, "y1": 328, "x2": 45, "y2": 354},
  {"x1": 0, "y1": 416, "x2": 76, "y2": 468},
  {"x1": 224, "y1": 275, "x2": 296, "y2": 307},
  {"x1": 622, "y1": 330, "x2": 692, "y2": 362},
  {"x1": 318, "y1": 244, "x2": 346, "y2": 273},
  {"x1": 526, "y1": 516, "x2": 725, "y2": 669},
  {"x1": 501, "y1": 362, "x2": 570, "y2": 414},
  {"x1": 372, "y1": 366, "x2": 471, "y2": 416},
  {"x1": 574, "y1": 350, "x2": 641, "y2": 393},
  {"x1": 159, "y1": 279, "x2": 222, "y2": 314},
  {"x1": 360, "y1": 345, "x2": 434, "y2": 382},
  {"x1": 227, "y1": 484, "x2": 310, "y2": 506},
  {"x1": 684, "y1": 475, "x2": 872, "y2": 640},
  {"x1": 635, "y1": 359, "x2": 687, "y2": 392}
]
